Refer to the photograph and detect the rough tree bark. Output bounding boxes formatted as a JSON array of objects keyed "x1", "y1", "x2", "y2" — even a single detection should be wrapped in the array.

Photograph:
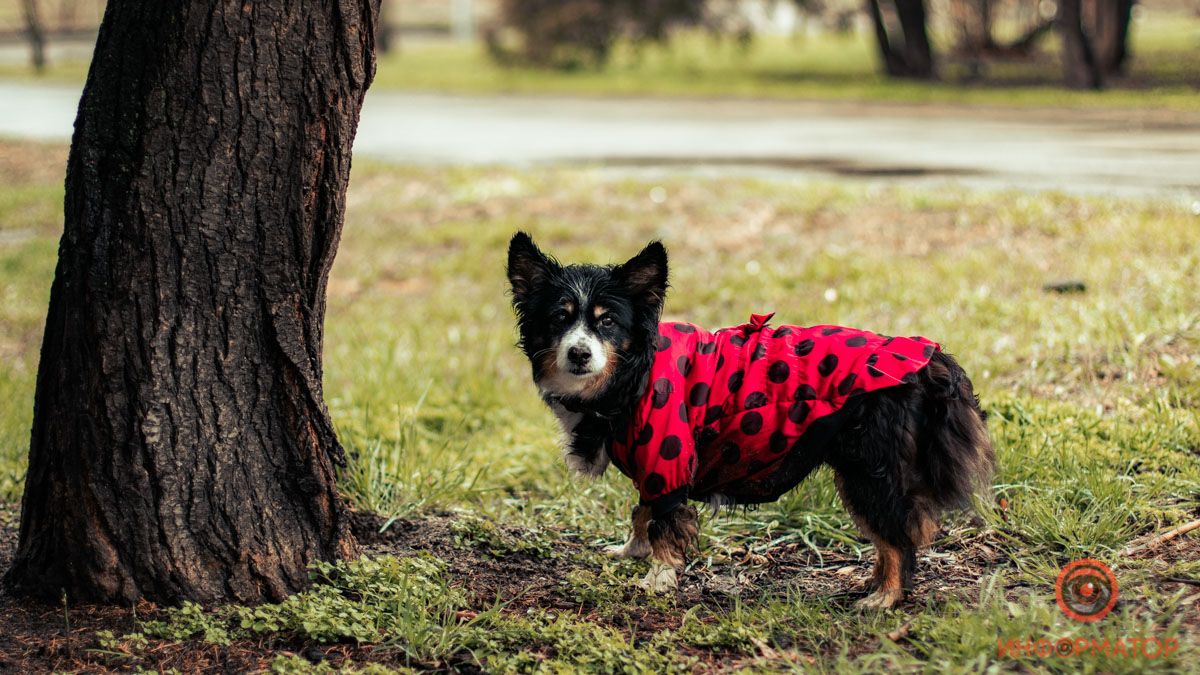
[
  {"x1": 21, "y1": 0, "x2": 47, "y2": 73},
  {"x1": 5, "y1": 0, "x2": 380, "y2": 604},
  {"x1": 866, "y1": 0, "x2": 935, "y2": 79},
  {"x1": 1058, "y1": 0, "x2": 1103, "y2": 88}
]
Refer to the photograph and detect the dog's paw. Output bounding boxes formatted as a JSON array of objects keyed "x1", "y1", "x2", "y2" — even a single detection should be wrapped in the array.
[
  {"x1": 855, "y1": 588, "x2": 904, "y2": 610},
  {"x1": 604, "y1": 540, "x2": 650, "y2": 559},
  {"x1": 637, "y1": 565, "x2": 678, "y2": 593}
]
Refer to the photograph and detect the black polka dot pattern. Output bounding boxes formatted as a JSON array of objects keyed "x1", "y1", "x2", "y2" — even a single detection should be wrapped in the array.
[
  {"x1": 788, "y1": 400, "x2": 810, "y2": 424},
  {"x1": 703, "y1": 405, "x2": 724, "y2": 425},
  {"x1": 607, "y1": 318, "x2": 940, "y2": 504},
  {"x1": 660, "y1": 435, "x2": 682, "y2": 460},
  {"x1": 636, "y1": 423, "x2": 654, "y2": 446},
  {"x1": 744, "y1": 392, "x2": 768, "y2": 409},
  {"x1": 652, "y1": 378, "x2": 672, "y2": 408},
  {"x1": 740, "y1": 412, "x2": 763, "y2": 435},
  {"x1": 767, "y1": 361, "x2": 790, "y2": 383},
  {"x1": 728, "y1": 370, "x2": 744, "y2": 392},
  {"x1": 837, "y1": 373, "x2": 858, "y2": 396},
  {"x1": 644, "y1": 473, "x2": 666, "y2": 495}
]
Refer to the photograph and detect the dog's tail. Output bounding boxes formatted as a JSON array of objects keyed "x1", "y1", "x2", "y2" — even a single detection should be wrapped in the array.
[{"x1": 916, "y1": 350, "x2": 995, "y2": 513}]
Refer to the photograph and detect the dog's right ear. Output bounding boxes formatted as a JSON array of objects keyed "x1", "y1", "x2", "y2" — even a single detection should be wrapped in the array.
[
  {"x1": 616, "y1": 241, "x2": 669, "y2": 310},
  {"x1": 507, "y1": 231, "x2": 556, "y2": 305}
]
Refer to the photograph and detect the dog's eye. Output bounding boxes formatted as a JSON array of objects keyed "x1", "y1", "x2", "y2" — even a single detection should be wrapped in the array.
[
  {"x1": 552, "y1": 310, "x2": 571, "y2": 324},
  {"x1": 597, "y1": 314, "x2": 615, "y2": 328}
]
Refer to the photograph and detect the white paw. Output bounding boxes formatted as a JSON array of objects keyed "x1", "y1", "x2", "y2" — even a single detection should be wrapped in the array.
[
  {"x1": 855, "y1": 589, "x2": 903, "y2": 610},
  {"x1": 637, "y1": 565, "x2": 678, "y2": 593},
  {"x1": 604, "y1": 541, "x2": 650, "y2": 559}
]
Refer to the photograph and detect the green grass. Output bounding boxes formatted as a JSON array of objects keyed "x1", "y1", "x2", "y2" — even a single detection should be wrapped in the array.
[
  {"x1": 1, "y1": 139, "x2": 1198, "y2": 671},
  {"x1": 4, "y1": 14, "x2": 1197, "y2": 112}
]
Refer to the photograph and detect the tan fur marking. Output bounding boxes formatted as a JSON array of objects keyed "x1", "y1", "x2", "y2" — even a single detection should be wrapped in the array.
[
  {"x1": 649, "y1": 506, "x2": 699, "y2": 569},
  {"x1": 593, "y1": 305, "x2": 608, "y2": 318}
]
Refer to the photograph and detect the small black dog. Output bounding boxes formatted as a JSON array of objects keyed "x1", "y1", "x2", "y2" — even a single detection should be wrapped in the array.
[{"x1": 507, "y1": 232, "x2": 994, "y2": 607}]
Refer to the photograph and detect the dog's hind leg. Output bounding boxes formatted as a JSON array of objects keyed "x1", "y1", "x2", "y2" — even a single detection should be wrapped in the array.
[
  {"x1": 605, "y1": 504, "x2": 651, "y2": 559},
  {"x1": 834, "y1": 471, "x2": 916, "y2": 610}
]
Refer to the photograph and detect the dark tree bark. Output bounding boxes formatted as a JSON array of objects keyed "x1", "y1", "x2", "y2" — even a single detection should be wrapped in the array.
[
  {"x1": 5, "y1": 0, "x2": 380, "y2": 605},
  {"x1": 1091, "y1": 0, "x2": 1134, "y2": 75},
  {"x1": 1058, "y1": 0, "x2": 1104, "y2": 88},
  {"x1": 866, "y1": 0, "x2": 935, "y2": 79},
  {"x1": 21, "y1": 0, "x2": 47, "y2": 73}
]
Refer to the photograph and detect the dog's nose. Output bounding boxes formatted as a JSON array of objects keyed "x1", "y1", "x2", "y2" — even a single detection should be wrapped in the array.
[{"x1": 567, "y1": 345, "x2": 592, "y2": 366}]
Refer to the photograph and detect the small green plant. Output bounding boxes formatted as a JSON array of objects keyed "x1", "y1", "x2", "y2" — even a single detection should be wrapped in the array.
[
  {"x1": 144, "y1": 555, "x2": 472, "y2": 664},
  {"x1": 450, "y1": 515, "x2": 556, "y2": 559}
]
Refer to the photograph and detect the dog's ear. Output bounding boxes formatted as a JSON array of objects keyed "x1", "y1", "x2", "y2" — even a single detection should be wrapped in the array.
[
  {"x1": 616, "y1": 241, "x2": 669, "y2": 309},
  {"x1": 507, "y1": 231, "x2": 557, "y2": 304}
]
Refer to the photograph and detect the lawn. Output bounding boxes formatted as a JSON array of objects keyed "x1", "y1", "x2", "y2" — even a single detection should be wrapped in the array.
[
  {"x1": 3, "y1": 13, "x2": 1198, "y2": 113},
  {"x1": 0, "y1": 138, "x2": 1198, "y2": 672}
]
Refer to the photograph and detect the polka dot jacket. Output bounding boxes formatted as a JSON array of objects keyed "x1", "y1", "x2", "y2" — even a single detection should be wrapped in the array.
[{"x1": 609, "y1": 313, "x2": 940, "y2": 514}]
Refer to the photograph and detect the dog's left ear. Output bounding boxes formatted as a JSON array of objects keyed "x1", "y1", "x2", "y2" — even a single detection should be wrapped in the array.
[
  {"x1": 616, "y1": 241, "x2": 669, "y2": 309},
  {"x1": 507, "y1": 231, "x2": 557, "y2": 305}
]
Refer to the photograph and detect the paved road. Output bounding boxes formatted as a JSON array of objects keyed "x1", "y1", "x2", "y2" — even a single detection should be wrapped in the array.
[{"x1": 3, "y1": 82, "x2": 1198, "y2": 195}]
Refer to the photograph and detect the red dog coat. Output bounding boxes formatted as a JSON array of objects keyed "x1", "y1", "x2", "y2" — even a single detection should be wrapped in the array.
[{"x1": 609, "y1": 313, "x2": 939, "y2": 512}]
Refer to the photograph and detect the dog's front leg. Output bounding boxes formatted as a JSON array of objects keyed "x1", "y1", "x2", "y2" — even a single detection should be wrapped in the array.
[
  {"x1": 637, "y1": 505, "x2": 699, "y2": 593},
  {"x1": 605, "y1": 504, "x2": 651, "y2": 559}
]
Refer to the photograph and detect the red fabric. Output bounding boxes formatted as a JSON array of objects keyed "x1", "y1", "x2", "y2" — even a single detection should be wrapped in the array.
[{"x1": 609, "y1": 313, "x2": 940, "y2": 505}]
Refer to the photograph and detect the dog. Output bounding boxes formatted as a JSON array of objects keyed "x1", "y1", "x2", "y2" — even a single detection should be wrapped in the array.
[{"x1": 506, "y1": 232, "x2": 994, "y2": 608}]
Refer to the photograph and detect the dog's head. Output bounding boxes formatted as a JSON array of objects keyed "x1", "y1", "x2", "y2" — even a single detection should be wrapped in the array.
[{"x1": 507, "y1": 232, "x2": 668, "y2": 401}]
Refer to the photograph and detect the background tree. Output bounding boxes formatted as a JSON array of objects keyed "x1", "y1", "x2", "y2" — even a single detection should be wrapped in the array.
[
  {"x1": 21, "y1": 0, "x2": 47, "y2": 73},
  {"x1": 4, "y1": 0, "x2": 380, "y2": 604},
  {"x1": 1058, "y1": 0, "x2": 1104, "y2": 88},
  {"x1": 866, "y1": 0, "x2": 935, "y2": 79}
]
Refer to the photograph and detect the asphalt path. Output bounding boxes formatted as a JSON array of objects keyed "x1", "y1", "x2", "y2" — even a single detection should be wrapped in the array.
[{"x1": 2, "y1": 82, "x2": 1197, "y2": 195}]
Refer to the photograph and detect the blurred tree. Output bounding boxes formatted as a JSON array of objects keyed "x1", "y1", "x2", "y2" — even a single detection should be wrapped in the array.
[
  {"x1": 866, "y1": 0, "x2": 935, "y2": 78},
  {"x1": 4, "y1": 0, "x2": 378, "y2": 604},
  {"x1": 21, "y1": 0, "x2": 47, "y2": 73},
  {"x1": 1089, "y1": 0, "x2": 1134, "y2": 75},
  {"x1": 488, "y1": 0, "x2": 706, "y2": 69},
  {"x1": 1058, "y1": 0, "x2": 1103, "y2": 87}
]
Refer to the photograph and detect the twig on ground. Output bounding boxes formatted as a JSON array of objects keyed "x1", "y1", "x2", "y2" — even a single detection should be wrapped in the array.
[
  {"x1": 1159, "y1": 577, "x2": 1200, "y2": 588},
  {"x1": 1120, "y1": 519, "x2": 1200, "y2": 556}
]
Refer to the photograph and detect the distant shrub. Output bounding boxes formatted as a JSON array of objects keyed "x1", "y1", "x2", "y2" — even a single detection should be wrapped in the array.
[{"x1": 486, "y1": 0, "x2": 707, "y2": 69}]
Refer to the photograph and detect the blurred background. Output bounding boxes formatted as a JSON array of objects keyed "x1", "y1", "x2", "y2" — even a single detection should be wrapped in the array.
[{"x1": 0, "y1": 1, "x2": 1198, "y2": 670}]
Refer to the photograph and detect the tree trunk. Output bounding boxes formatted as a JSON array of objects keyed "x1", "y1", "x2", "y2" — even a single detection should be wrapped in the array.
[
  {"x1": 1091, "y1": 0, "x2": 1134, "y2": 75},
  {"x1": 1058, "y1": 0, "x2": 1103, "y2": 88},
  {"x1": 5, "y1": 0, "x2": 379, "y2": 605},
  {"x1": 21, "y1": 0, "x2": 47, "y2": 73},
  {"x1": 865, "y1": 0, "x2": 934, "y2": 79}
]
